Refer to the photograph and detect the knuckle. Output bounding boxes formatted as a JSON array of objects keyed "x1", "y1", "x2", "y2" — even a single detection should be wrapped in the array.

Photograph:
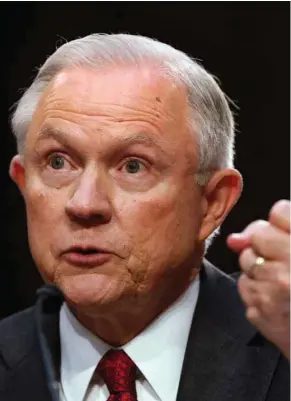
[
  {"x1": 251, "y1": 226, "x2": 270, "y2": 250},
  {"x1": 239, "y1": 251, "x2": 247, "y2": 267},
  {"x1": 257, "y1": 293, "x2": 271, "y2": 310},
  {"x1": 237, "y1": 279, "x2": 247, "y2": 298},
  {"x1": 239, "y1": 248, "x2": 253, "y2": 268},
  {"x1": 282, "y1": 244, "x2": 291, "y2": 261},
  {"x1": 270, "y1": 200, "x2": 290, "y2": 218},
  {"x1": 255, "y1": 219, "x2": 269, "y2": 229},
  {"x1": 247, "y1": 220, "x2": 267, "y2": 232},
  {"x1": 238, "y1": 273, "x2": 251, "y2": 290},
  {"x1": 257, "y1": 294, "x2": 278, "y2": 317},
  {"x1": 246, "y1": 306, "x2": 260, "y2": 322},
  {"x1": 276, "y1": 275, "x2": 290, "y2": 293}
]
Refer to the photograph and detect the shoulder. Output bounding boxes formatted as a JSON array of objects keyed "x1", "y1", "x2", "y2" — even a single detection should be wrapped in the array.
[
  {"x1": 0, "y1": 308, "x2": 36, "y2": 370},
  {"x1": 201, "y1": 259, "x2": 240, "y2": 297},
  {"x1": 0, "y1": 307, "x2": 35, "y2": 340},
  {"x1": 0, "y1": 307, "x2": 55, "y2": 399},
  {"x1": 0, "y1": 307, "x2": 35, "y2": 329},
  {"x1": 199, "y1": 259, "x2": 253, "y2": 338}
]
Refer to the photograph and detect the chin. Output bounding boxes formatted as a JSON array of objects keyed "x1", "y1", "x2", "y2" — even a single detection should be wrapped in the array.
[{"x1": 57, "y1": 272, "x2": 129, "y2": 313}]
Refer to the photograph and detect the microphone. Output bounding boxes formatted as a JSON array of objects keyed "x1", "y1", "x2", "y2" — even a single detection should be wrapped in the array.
[
  {"x1": 36, "y1": 284, "x2": 63, "y2": 299},
  {"x1": 35, "y1": 284, "x2": 64, "y2": 401}
]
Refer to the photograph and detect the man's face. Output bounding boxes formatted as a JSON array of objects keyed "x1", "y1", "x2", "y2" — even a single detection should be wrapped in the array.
[{"x1": 14, "y1": 65, "x2": 206, "y2": 313}]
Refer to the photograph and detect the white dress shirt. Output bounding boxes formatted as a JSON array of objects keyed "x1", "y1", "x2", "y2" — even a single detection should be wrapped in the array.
[{"x1": 59, "y1": 276, "x2": 200, "y2": 401}]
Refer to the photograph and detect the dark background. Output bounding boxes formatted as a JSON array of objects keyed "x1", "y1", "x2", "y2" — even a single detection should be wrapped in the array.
[{"x1": 1, "y1": 2, "x2": 290, "y2": 319}]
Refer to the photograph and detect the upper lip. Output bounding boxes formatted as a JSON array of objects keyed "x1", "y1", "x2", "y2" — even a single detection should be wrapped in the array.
[{"x1": 63, "y1": 245, "x2": 112, "y2": 254}]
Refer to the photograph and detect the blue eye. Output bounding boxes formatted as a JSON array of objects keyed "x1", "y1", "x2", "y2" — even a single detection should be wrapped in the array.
[
  {"x1": 50, "y1": 155, "x2": 65, "y2": 170},
  {"x1": 125, "y1": 160, "x2": 144, "y2": 174}
]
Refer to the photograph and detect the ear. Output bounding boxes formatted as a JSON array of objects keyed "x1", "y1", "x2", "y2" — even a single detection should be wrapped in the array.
[
  {"x1": 9, "y1": 155, "x2": 25, "y2": 196},
  {"x1": 198, "y1": 169, "x2": 243, "y2": 241}
]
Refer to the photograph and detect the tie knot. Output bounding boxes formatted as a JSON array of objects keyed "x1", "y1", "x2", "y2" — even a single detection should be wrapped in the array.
[{"x1": 97, "y1": 350, "x2": 137, "y2": 398}]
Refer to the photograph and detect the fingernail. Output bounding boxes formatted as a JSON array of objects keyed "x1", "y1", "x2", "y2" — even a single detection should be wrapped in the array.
[{"x1": 229, "y1": 233, "x2": 243, "y2": 239}]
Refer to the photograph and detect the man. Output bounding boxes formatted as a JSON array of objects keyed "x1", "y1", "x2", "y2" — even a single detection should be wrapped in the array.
[{"x1": 0, "y1": 34, "x2": 289, "y2": 401}]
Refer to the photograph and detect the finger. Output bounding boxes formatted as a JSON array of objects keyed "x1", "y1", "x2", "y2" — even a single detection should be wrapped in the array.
[
  {"x1": 239, "y1": 247, "x2": 288, "y2": 282},
  {"x1": 245, "y1": 306, "x2": 290, "y2": 357},
  {"x1": 242, "y1": 220, "x2": 269, "y2": 238},
  {"x1": 245, "y1": 306, "x2": 273, "y2": 330},
  {"x1": 269, "y1": 200, "x2": 290, "y2": 234},
  {"x1": 226, "y1": 233, "x2": 251, "y2": 253},
  {"x1": 246, "y1": 306, "x2": 261, "y2": 322},
  {"x1": 238, "y1": 275, "x2": 269, "y2": 312},
  {"x1": 238, "y1": 274, "x2": 257, "y2": 307},
  {"x1": 238, "y1": 276, "x2": 278, "y2": 316},
  {"x1": 250, "y1": 223, "x2": 290, "y2": 261},
  {"x1": 228, "y1": 220, "x2": 269, "y2": 253},
  {"x1": 227, "y1": 220, "x2": 274, "y2": 253}
]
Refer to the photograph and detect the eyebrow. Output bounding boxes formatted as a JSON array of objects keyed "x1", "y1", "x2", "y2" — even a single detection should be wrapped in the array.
[
  {"x1": 36, "y1": 127, "x2": 73, "y2": 147},
  {"x1": 36, "y1": 127, "x2": 170, "y2": 156}
]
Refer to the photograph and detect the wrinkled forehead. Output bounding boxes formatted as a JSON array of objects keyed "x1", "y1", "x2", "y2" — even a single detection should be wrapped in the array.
[{"x1": 26, "y1": 65, "x2": 196, "y2": 161}]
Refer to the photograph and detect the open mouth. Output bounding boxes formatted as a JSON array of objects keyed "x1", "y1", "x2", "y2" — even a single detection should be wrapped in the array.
[
  {"x1": 62, "y1": 247, "x2": 111, "y2": 267},
  {"x1": 75, "y1": 248, "x2": 101, "y2": 255}
]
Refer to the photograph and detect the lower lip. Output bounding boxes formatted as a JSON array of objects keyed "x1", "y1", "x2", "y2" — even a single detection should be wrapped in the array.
[{"x1": 62, "y1": 252, "x2": 112, "y2": 267}]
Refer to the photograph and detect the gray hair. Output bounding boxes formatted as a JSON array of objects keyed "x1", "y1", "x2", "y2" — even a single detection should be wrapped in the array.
[{"x1": 11, "y1": 33, "x2": 237, "y2": 248}]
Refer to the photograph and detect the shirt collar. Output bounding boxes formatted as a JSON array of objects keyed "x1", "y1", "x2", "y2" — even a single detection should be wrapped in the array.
[
  {"x1": 60, "y1": 304, "x2": 110, "y2": 401},
  {"x1": 124, "y1": 276, "x2": 200, "y2": 401},
  {"x1": 60, "y1": 275, "x2": 200, "y2": 401}
]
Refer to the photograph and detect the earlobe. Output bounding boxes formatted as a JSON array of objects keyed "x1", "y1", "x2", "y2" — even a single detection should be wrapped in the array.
[
  {"x1": 198, "y1": 169, "x2": 243, "y2": 241},
  {"x1": 9, "y1": 155, "x2": 25, "y2": 195}
]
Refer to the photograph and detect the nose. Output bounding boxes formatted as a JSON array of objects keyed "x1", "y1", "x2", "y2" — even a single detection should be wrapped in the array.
[{"x1": 65, "y1": 169, "x2": 112, "y2": 225}]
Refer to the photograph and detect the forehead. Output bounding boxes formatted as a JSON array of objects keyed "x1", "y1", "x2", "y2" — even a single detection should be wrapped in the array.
[
  {"x1": 27, "y1": 64, "x2": 196, "y2": 160},
  {"x1": 42, "y1": 64, "x2": 189, "y2": 120},
  {"x1": 55, "y1": 64, "x2": 183, "y2": 96}
]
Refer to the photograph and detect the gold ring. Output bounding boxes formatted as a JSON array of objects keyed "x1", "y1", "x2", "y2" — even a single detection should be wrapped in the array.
[{"x1": 248, "y1": 256, "x2": 266, "y2": 278}]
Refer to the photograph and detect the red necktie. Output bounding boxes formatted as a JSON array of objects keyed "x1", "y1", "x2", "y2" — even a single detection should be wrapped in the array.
[{"x1": 97, "y1": 349, "x2": 138, "y2": 401}]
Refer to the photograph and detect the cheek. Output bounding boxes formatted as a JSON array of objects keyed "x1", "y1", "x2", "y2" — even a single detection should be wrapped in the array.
[
  {"x1": 124, "y1": 183, "x2": 201, "y2": 238},
  {"x1": 26, "y1": 186, "x2": 61, "y2": 229},
  {"x1": 117, "y1": 182, "x2": 202, "y2": 272},
  {"x1": 24, "y1": 180, "x2": 65, "y2": 264}
]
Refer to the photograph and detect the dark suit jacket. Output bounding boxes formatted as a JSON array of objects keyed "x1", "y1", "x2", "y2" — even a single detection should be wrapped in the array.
[{"x1": 0, "y1": 260, "x2": 289, "y2": 401}]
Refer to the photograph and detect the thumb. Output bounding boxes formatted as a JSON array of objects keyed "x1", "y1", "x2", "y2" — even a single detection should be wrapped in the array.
[
  {"x1": 227, "y1": 220, "x2": 268, "y2": 253},
  {"x1": 226, "y1": 232, "x2": 251, "y2": 253}
]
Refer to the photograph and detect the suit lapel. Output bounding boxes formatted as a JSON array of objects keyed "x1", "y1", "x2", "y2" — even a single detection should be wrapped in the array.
[
  {"x1": 3, "y1": 343, "x2": 55, "y2": 401},
  {"x1": 177, "y1": 260, "x2": 280, "y2": 401}
]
